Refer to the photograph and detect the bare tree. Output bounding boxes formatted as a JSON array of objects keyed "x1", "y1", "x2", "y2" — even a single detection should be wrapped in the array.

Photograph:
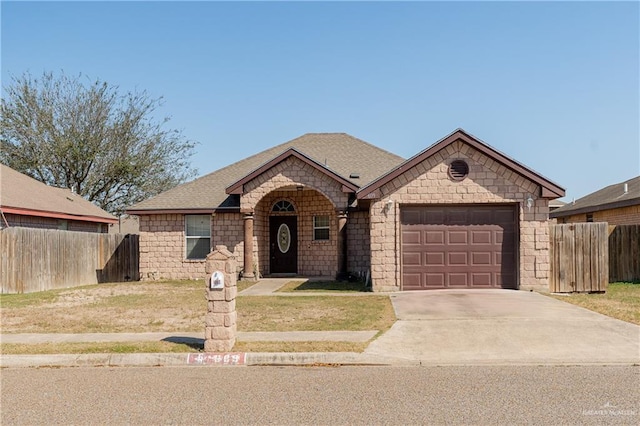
[{"x1": 1, "y1": 71, "x2": 197, "y2": 213}]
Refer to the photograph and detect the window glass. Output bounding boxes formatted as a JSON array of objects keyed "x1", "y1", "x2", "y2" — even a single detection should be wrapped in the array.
[
  {"x1": 272, "y1": 200, "x2": 295, "y2": 212},
  {"x1": 313, "y1": 215, "x2": 330, "y2": 240},
  {"x1": 186, "y1": 215, "x2": 211, "y2": 259}
]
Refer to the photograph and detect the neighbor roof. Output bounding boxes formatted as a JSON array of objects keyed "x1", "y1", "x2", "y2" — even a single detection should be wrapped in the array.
[
  {"x1": 550, "y1": 176, "x2": 640, "y2": 218},
  {"x1": 358, "y1": 129, "x2": 565, "y2": 199},
  {"x1": 127, "y1": 133, "x2": 405, "y2": 213},
  {"x1": 0, "y1": 164, "x2": 117, "y2": 223}
]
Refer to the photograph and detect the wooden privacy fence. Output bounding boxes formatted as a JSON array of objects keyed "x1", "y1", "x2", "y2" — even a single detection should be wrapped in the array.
[
  {"x1": 609, "y1": 224, "x2": 640, "y2": 282},
  {"x1": 549, "y1": 223, "x2": 608, "y2": 293},
  {"x1": 0, "y1": 228, "x2": 139, "y2": 294}
]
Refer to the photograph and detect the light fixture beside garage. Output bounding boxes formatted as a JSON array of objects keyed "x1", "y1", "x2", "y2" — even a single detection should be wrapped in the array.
[{"x1": 526, "y1": 195, "x2": 534, "y2": 211}]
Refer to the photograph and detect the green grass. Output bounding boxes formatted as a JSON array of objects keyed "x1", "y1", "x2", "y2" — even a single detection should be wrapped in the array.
[
  {"x1": 276, "y1": 280, "x2": 370, "y2": 293},
  {"x1": 547, "y1": 282, "x2": 640, "y2": 325},
  {"x1": 1, "y1": 287, "x2": 71, "y2": 308}
]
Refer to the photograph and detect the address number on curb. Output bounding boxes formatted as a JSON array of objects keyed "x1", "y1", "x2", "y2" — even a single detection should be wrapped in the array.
[{"x1": 187, "y1": 353, "x2": 246, "y2": 366}]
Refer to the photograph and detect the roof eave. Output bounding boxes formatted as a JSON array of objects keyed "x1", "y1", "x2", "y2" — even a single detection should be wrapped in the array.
[
  {"x1": 358, "y1": 128, "x2": 565, "y2": 199},
  {"x1": 0, "y1": 206, "x2": 117, "y2": 224},
  {"x1": 125, "y1": 208, "x2": 231, "y2": 216},
  {"x1": 225, "y1": 148, "x2": 359, "y2": 195},
  {"x1": 549, "y1": 197, "x2": 640, "y2": 218}
]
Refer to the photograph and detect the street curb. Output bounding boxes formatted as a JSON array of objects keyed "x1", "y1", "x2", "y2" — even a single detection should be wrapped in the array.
[
  {"x1": 0, "y1": 352, "x2": 404, "y2": 368},
  {"x1": 1, "y1": 352, "x2": 638, "y2": 368}
]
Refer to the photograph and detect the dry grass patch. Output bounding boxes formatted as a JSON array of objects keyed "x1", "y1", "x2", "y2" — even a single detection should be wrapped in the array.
[
  {"x1": 0, "y1": 341, "x2": 197, "y2": 355},
  {"x1": 547, "y1": 282, "x2": 640, "y2": 325},
  {"x1": 237, "y1": 295, "x2": 395, "y2": 332},
  {"x1": 233, "y1": 341, "x2": 368, "y2": 353},
  {"x1": 1, "y1": 281, "x2": 395, "y2": 334},
  {"x1": 0, "y1": 281, "x2": 207, "y2": 333}
]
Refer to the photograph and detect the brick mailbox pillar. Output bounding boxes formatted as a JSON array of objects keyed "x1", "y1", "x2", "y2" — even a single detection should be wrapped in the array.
[{"x1": 204, "y1": 245, "x2": 237, "y2": 352}]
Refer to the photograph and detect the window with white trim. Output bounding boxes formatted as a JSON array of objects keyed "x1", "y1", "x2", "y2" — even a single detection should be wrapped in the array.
[
  {"x1": 313, "y1": 215, "x2": 330, "y2": 241},
  {"x1": 185, "y1": 215, "x2": 211, "y2": 259}
]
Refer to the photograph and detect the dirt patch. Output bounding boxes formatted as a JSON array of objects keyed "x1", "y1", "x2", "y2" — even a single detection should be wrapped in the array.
[{"x1": 1, "y1": 282, "x2": 206, "y2": 333}]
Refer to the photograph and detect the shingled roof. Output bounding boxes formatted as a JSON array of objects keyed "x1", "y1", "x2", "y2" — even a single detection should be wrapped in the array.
[
  {"x1": 550, "y1": 176, "x2": 640, "y2": 218},
  {"x1": 127, "y1": 133, "x2": 405, "y2": 213},
  {"x1": 0, "y1": 164, "x2": 117, "y2": 223}
]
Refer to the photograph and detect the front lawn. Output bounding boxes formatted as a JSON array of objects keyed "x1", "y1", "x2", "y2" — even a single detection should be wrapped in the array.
[
  {"x1": 0, "y1": 280, "x2": 395, "y2": 354},
  {"x1": 547, "y1": 282, "x2": 640, "y2": 325}
]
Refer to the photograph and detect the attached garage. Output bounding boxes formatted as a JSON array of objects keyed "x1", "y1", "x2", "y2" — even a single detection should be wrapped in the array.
[{"x1": 401, "y1": 205, "x2": 518, "y2": 290}]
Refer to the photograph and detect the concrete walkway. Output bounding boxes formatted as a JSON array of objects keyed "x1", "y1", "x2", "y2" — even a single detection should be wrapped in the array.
[{"x1": 239, "y1": 278, "x2": 292, "y2": 295}]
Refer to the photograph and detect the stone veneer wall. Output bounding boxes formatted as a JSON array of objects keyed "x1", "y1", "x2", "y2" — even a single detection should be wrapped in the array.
[
  {"x1": 139, "y1": 214, "x2": 208, "y2": 280},
  {"x1": 557, "y1": 205, "x2": 640, "y2": 225},
  {"x1": 212, "y1": 212, "x2": 246, "y2": 275},
  {"x1": 240, "y1": 157, "x2": 349, "y2": 212},
  {"x1": 369, "y1": 140, "x2": 550, "y2": 292},
  {"x1": 346, "y1": 210, "x2": 370, "y2": 274},
  {"x1": 255, "y1": 189, "x2": 338, "y2": 277}
]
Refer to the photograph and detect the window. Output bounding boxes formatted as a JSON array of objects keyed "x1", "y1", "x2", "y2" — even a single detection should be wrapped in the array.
[
  {"x1": 586, "y1": 213, "x2": 594, "y2": 223},
  {"x1": 313, "y1": 215, "x2": 330, "y2": 241},
  {"x1": 272, "y1": 200, "x2": 295, "y2": 212},
  {"x1": 185, "y1": 215, "x2": 211, "y2": 259}
]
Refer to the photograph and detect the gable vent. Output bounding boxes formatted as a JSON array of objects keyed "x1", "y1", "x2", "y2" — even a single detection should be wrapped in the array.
[{"x1": 449, "y1": 160, "x2": 469, "y2": 181}]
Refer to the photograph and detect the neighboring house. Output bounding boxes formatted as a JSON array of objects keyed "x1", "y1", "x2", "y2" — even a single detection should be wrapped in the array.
[
  {"x1": 127, "y1": 129, "x2": 564, "y2": 291},
  {"x1": 109, "y1": 214, "x2": 140, "y2": 235},
  {"x1": 0, "y1": 164, "x2": 117, "y2": 233},
  {"x1": 550, "y1": 176, "x2": 640, "y2": 225},
  {"x1": 549, "y1": 199, "x2": 566, "y2": 212}
]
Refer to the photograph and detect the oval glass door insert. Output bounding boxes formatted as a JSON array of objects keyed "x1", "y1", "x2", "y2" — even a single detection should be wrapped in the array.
[{"x1": 277, "y1": 224, "x2": 291, "y2": 253}]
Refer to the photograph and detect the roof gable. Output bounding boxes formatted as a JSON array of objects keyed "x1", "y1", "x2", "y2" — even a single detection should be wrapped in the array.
[
  {"x1": 357, "y1": 129, "x2": 565, "y2": 199},
  {"x1": 550, "y1": 176, "x2": 640, "y2": 218},
  {"x1": 127, "y1": 133, "x2": 405, "y2": 213},
  {"x1": 0, "y1": 165, "x2": 116, "y2": 223},
  {"x1": 226, "y1": 148, "x2": 359, "y2": 195}
]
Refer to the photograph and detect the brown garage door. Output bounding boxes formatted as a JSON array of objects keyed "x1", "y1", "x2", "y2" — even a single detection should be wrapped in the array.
[{"x1": 401, "y1": 205, "x2": 517, "y2": 290}]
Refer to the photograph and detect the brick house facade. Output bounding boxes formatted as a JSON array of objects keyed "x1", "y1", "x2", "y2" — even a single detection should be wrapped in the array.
[
  {"x1": 128, "y1": 130, "x2": 564, "y2": 291},
  {"x1": 551, "y1": 176, "x2": 639, "y2": 225}
]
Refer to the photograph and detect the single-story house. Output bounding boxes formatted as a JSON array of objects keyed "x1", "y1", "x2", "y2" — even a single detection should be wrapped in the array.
[
  {"x1": 550, "y1": 176, "x2": 639, "y2": 225},
  {"x1": 0, "y1": 164, "x2": 117, "y2": 233},
  {"x1": 127, "y1": 129, "x2": 564, "y2": 291},
  {"x1": 548, "y1": 199, "x2": 566, "y2": 212}
]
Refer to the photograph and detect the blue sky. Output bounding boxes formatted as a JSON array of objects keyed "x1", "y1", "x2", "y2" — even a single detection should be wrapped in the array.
[{"x1": 2, "y1": 1, "x2": 639, "y2": 202}]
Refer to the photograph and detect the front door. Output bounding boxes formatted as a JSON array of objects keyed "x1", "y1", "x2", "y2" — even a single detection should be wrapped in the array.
[{"x1": 269, "y1": 216, "x2": 298, "y2": 274}]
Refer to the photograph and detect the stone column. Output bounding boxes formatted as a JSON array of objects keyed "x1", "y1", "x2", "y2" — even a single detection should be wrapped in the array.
[
  {"x1": 204, "y1": 245, "x2": 237, "y2": 352},
  {"x1": 337, "y1": 210, "x2": 348, "y2": 279},
  {"x1": 243, "y1": 212, "x2": 256, "y2": 280}
]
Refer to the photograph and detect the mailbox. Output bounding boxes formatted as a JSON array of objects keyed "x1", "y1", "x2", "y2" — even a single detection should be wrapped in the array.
[{"x1": 210, "y1": 271, "x2": 224, "y2": 290}]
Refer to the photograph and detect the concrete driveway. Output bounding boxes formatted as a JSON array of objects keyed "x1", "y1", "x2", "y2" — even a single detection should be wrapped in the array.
[{"x1": 365, "y1": 290, "x2": 640, "y2": 365}]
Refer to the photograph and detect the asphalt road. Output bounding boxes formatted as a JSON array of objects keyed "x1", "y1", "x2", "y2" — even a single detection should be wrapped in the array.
[{"x1": 2, "y1": 365, "x2": 638, "y2": 425}]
